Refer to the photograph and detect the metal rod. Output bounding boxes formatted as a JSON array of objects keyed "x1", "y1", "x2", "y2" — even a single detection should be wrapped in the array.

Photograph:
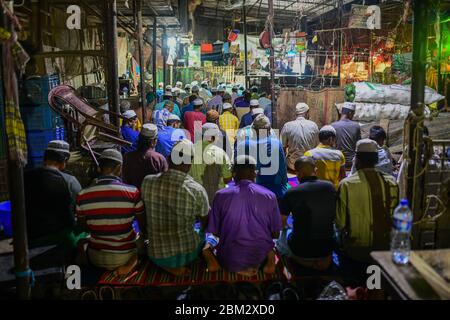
[
  {"x1": 152, "y1": 18, "x2": 157, "y2": 94},
  {"x1": 162, "y1": 26, "x2": 167, "y2": 86},
  {"x1": 268, "y1": 0, "x2": 276, "y2": 128},
  {"x1": 243, "y1": 1, "x2": 249, "y2": 89},
  {"x1": 105, "y1": 0, "x2": 120, "y2": 127},
  {"x1": 135, "y1": 0, "x2": 146, "y2": 123},
  {"x1": 407, "y1": 0, "x2": 428, "y2": 221}
]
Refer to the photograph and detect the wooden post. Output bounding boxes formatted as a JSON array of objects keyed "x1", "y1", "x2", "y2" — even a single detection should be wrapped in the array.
[
  {"x1": 162, "y1": 26, "x2": 167, "y2": 86},
  {"x1": 105, "y1": 0, "x2": 120, "y2": 127},
  {"x1": 268, "y1": 0, "x2": 276, "y2": 128},
  {"x1": 0, "y1": 2, "x2": 30, "y2": 300},
  {"x1": 407, "y1": 0, "x2": 428, "y2": 221},
  {"x1": 152, "y1": 18, "x2": 157, "y2": 94},
  {"x1": 135, "y1": 0, "x2": 146, "y2": 122},
  {"x1": 243, "y1": 1, "x2": 248, "y2": 89}
]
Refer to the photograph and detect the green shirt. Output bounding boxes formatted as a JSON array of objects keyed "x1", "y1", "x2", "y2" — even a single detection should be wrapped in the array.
[
  {"x1": 190, "y1": 141, "x2": 232, "y2": 204},
  {"x1": 336, "y1": 168, "x2": 399, "y2": 261}
]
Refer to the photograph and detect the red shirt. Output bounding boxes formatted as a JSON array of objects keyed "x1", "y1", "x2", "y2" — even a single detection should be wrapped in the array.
[{"x1": 183, "y1": 110, "x2": 206, "y2": 142}]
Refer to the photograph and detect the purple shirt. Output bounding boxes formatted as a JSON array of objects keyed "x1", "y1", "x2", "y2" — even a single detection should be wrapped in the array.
[{"x1": 206, "y1": 180, "x2": 282, "y2": 272}]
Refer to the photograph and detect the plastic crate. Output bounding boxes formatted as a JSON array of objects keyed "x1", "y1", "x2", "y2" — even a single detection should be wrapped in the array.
[
  {"x1": 0, "y1": 201, "x2": 12, "y2": 238},
  {"x1": 20, "y1": 104, "x2": 63, "y2": 131},
  {"x1": 26, "y1": 156, "x2": 44, "y2": 169},
  {"x1": 26, "y1": 127, "x2": 65, "y2": 158},
  {"x1": 19, "y1": 74, "x2": 60, "y2": 105}
]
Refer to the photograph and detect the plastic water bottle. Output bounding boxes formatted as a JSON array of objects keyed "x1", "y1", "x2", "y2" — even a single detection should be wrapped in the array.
[{"x1": 391, "y1": 198, "x2": 413, "y2": 265}]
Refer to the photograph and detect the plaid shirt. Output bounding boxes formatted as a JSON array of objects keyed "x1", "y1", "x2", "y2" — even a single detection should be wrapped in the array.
[{"x1": 141, "y1": 169, "x2": 209, "y2": 259}]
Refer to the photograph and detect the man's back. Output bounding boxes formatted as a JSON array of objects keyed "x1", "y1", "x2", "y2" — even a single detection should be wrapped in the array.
[
  {"x1": 336, "y1": 168, "x2": 399, "y2": 261},
  {"x1": 122, "y1": 149, "x2": 168, "y2": 188},
  {"x1": 281, "y1": 117, "x2": 319, "y2": 169},
  {"x1": 304, "y1": 144, "x2": 345, "y2": 188},
  {"x1": 141, "y1": 169, "x2": 209, "y2": 259},
  {"x1": 331, "y1": 119, "x2": 361, "y2": 167},
  {"x1": 156, "y1": 126, "x2": 187, "y2": 158},
  {"x1": 24, "y1": 167, "x2": 79, "y2": 240},
  {"x1": 190, "y1": 142, "x2": 232, "y2": 203},
  {"x1": 76, "y1": 176, "x2": 143, "y2": 252},
  {"x1": 281, "y1": 177, "x2": 336, "y2": 258},
  {"x1": 121, "y1": 125, "x2": 139, "y2": 154},
  {"x1": 237, "y1": 136, "x2": 288, "y2": 198},
  {"x1": 206, "y1": 180, "x2": 281, "y2": 272},
  {"x1": 183, "y1": 111, "x2": 206, "y2": 141},
  {"x1": 239, "y1": 112, "x2": 253, "y2": 128},
  {"x1": 219, "y1": 111, "x2": 239, "y2": 131}
]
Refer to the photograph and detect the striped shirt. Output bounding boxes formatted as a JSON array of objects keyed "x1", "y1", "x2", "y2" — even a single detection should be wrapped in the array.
[
  {"x1": 76, "y1": 176, "x2": 144, "y2": 253},
  {"x1": 304, "y1": 144, "x2": 345, "y2": 188}
]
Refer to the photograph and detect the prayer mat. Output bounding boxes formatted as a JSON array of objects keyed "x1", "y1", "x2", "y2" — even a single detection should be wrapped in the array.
[{"x1": 98, "y1": 255, "x2": 288, "y2": 287}]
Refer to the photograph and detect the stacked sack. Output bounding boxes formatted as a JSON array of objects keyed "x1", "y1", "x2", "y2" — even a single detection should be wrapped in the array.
[{"x1": 339, "y1": 82, "x2": 444, "y2": 121}]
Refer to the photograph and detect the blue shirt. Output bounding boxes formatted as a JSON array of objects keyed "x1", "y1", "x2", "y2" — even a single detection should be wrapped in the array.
[
  {"x1": 234, "y1": 97, "x2": 249, "y2": 108},
  {"x1": 156, "y1": 126, "x2": 187, "y2": 158},
  {"x1": 239, "y1": 112, "x2": 253, "y2": 128},
  {"x1": 236, "y1": 136, "x2": 288, "y2": 198},
  {"x1": 181, "y1": 103, "x2": 194, "y2": 120},
  {"x1": 154, "y1": 100, "x2": 182, "y2": 118},
  {"x1": 156, "y1": 89, "x2": 164, "y2": 103},
  {"x1": 121, "y1": 125, "x2": 139, "y2": 154}
]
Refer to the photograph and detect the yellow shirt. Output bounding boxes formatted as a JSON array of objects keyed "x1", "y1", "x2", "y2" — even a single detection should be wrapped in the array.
[
  {"x1": 304, "y1": 144, "x2": 345, "y2": 188},
  {"x1": 219, "y1": 111, "x2": 239, "y2": 145}
]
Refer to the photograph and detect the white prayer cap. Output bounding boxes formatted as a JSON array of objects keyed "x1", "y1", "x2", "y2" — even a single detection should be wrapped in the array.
[
  {"x1": 319, "y1": 125, "x2": 336, "y2": 135},
  {"x1": 46, "y1": 140, "x2": 70, "y2": 155},
  {"x1": 217, "y1": 85, "x2": 226, "y2": 92},
  {"x1": 176, "y1": 81, "x2": 183, "y2": 87},
  {"x1": 202, "y1": 122, "x2": 220, "y2": 135},
  {"x1": 252, "y1": 114, "x2": 271, "y2": 130},
  {"x1": 193, "y1": 98, "x2": 204, "y2": 106},
  {"x1": 171, "y1": 138, "x2": 194, "y2": 158},
  {"x1": 356, "y1": 138, "x2": 378, "y2": 153},
  {"x1": 191, "y1": 81, "x2": 199, "y2": 87},
  {"x1": 99, "y1": 149, "x2": 123, "y2": 164},
  {"x1": 251, "y1": 107, "x2": 264, "y2": 116},
  {"x1": 122, "y1": 109, "x2": 137, "y2": 119},
  {"x1": 158, "y1": 82, "x2": 164, "y2": 87},
  {"x1": 165, "y1": 85, "x2": 172, "y2": 90},
  {"x1": 163, "y1": 90, "x2": 173, "y2": 97},
  {"x1": 140, "y1": 123, "x2": 158, "y2": 139},
  {"x1": 249, "y1": 99, "x2": 260, "y2": 107},
  {"x1": 343, "y1": 102, "x2": 356, "y2": 111},
  {"x1": 295, "y1": 102, "x2": 309, "y2": 114},
  {"x1": 191, "y1": 85, "x2": 200, "y2": 92},
  {"x1": 222, "y1": 103, "x2": 233, "y2": 110},
  {"x1": 167, "y1": 114, "x2": 181, "y2": 122}
]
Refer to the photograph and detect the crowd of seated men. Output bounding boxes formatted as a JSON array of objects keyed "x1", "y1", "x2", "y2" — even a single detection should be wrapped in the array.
[{"x1": 23, "y1": 82, "x2": 399, "y2": 288}]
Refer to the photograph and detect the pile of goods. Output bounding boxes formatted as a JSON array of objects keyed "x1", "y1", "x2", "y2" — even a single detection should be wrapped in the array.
[{"x1": 338, "y1": 82, "x2": 444, "y2": 121}]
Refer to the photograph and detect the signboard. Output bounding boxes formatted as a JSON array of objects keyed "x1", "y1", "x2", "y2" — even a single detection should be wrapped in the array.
[
  {"x1": 188, "y1": 45, "x2": 201, "y2": 68},
  {"x1": 348, "y1": 5, "x2": 381, "y2": 30}
]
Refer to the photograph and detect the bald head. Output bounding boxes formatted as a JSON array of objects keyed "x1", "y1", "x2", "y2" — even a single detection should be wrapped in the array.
[{"x1": 294, "y1": 156, "x2": 316, "y2": 180}]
